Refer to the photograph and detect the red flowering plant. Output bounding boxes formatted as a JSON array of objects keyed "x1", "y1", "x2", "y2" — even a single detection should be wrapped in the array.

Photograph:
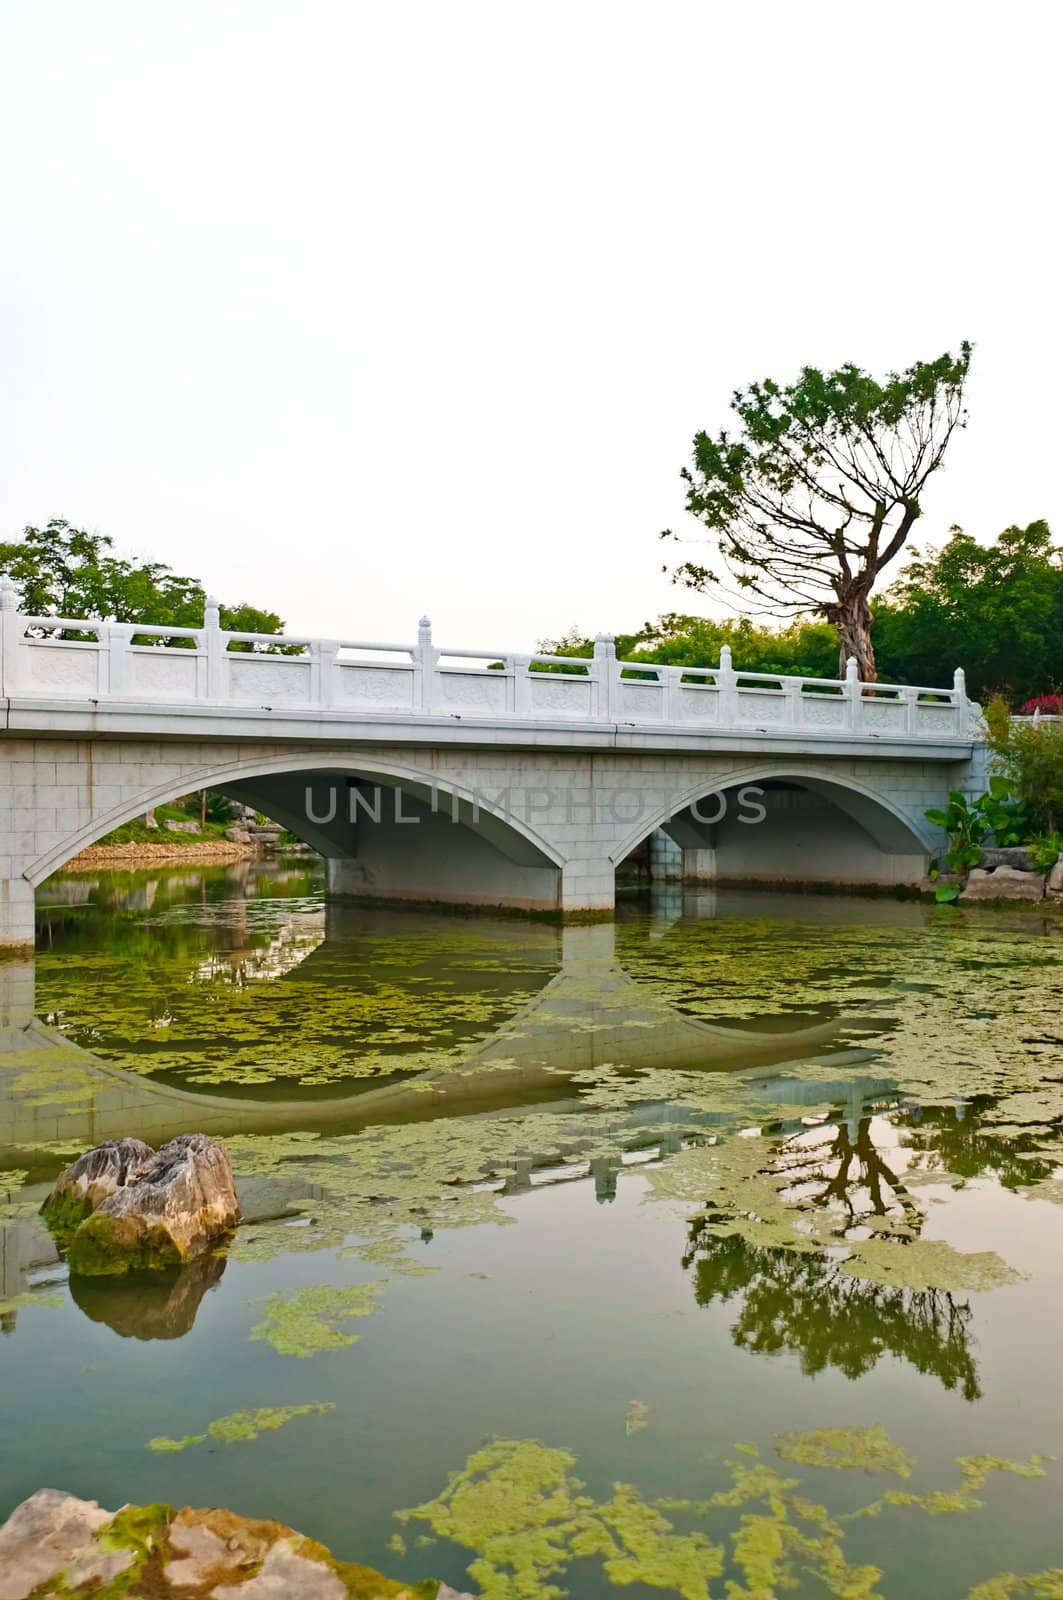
[{"x1": 1019, "y1": 694, "x2": 1063, "y2": 715}]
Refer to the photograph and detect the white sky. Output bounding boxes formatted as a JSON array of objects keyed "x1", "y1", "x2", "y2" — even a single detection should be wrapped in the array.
[{"x1": 0, "y1": 1, "x2": 1059, "y2": 650}]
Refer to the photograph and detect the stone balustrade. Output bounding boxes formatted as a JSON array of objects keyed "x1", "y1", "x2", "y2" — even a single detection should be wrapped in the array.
[{"x1": 0, "y1": 582, "x2": 976, "y2": 743}]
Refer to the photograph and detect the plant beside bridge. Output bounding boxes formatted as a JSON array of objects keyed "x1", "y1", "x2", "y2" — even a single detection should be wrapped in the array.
[{"x1": 925, "y1": 713, "x2": 1063, "y2": 902}]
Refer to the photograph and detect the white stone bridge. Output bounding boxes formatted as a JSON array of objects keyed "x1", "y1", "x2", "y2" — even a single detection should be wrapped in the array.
[{"x1": 0, "y1": 588, "x2": 985, "y2": 947}]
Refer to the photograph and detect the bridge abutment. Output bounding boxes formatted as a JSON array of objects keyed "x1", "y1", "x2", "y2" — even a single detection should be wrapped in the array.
[{"x1": 0, "y1": 879, "x2": 35, "y2": 953}]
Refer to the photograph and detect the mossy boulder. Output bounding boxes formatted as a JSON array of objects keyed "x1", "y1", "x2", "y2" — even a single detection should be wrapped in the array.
[
  {"x1": 42, "y1": 1134, "x2": 240, "y2": 1278},
  {"x1": 0, "y1": 1490, "x2": 472, "y2": 1598}
]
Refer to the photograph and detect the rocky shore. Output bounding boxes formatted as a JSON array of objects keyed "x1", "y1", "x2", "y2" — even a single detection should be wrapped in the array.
[
  {"x1": 60, "y1": 838, "x2": 259, "y2": 870},
  {"x1": 0, "y1": 1490, "x2": 474, "y2": 1599}
]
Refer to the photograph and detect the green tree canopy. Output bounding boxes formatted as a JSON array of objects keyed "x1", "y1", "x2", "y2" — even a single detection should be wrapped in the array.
[
  {"x1": 873, "y1": 521, "x2": 1063, "y2": 702},
  {"x1": 540, "y1": 613, "x2": 839, "y2": 678},
  {"x1": 662, "y1": 345, "x2": 971, "y2": 681},
  {"x1": 0, "y1": 519, "x2": 283, "y2": 636}
]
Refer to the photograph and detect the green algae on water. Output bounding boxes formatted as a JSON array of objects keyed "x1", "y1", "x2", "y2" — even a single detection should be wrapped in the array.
[
  {"x1": 249, "y1": 1282, "x2": 385, "y2": 1357},
  {"x1": 0, "y1": 1290, "x2": 63, "y2": 1317},
  {"x1": 396, "y1": 1429, "x2": 1054, "y2": 1600},
  {"x1": 148, "y1": 1403, "x2": 334, "y2": 1452},
  {"x1": 773, "y1": 1425, "x2": 914, "y2": 1477},
  {"x1": 625, "y1": 1400, "x2": 649, "y2": 1436}
]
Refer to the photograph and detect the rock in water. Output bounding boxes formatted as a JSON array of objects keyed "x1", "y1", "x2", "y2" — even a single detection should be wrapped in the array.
[
  {"x1": 42, "y1": 1137, "x2": 154, "y2": 1234},
  {"x1": 0, "y1": 1491, "x2": 472, "y2": 1599},
  {"x1": 44, "y1": 1134, "x2": 241, "y2": 1277}
]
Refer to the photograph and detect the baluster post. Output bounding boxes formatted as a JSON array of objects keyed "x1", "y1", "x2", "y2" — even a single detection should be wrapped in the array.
[
  {"x1": 717, "y1": 643, "x2": 737, "y2": 727},
  {"x1": 782, "y1": 673, "x2": 801, "y2": 727},
  {"x1": 0, "y1": 576, "x2": 17, "y2": 697},
  {"x1": 952, "y1": 665, "x2": 969, "y2": 738},
  {"x1": 513, "y1": 653, "x2": 531, "y2": 717},
  {"x1": 593, "y1": 633, "x2": 618, "y2": 720},
  {"x1": 203, "y1": 595, "x2": 224, "y2": 702},
  {"x1": 664, "y1": 664, "x2": 683, "y2": 723},
  {"x1": 845, "y1": 655, "x2": 860, "y2": 730},
  {"x1": 107, "y1": 623, "x2": 132, "y2": 695},
  {"x1": 314, "y1": 638, "x2": 339, "y2": 708},
  {"x1": 415, "y1": 616, "x2": 438, "y2": 713}
]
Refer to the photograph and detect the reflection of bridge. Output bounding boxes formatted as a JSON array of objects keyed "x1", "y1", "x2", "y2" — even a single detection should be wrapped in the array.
[
  {"x1": 0, "y1": 920, "x2": 882, "y2": 1159},
  {"x1": 0, "y1": 914, "x2": 896, "y2": 1319},
  {"x1": 0, "y1": 599, "x2": 987, "y2": 945}
]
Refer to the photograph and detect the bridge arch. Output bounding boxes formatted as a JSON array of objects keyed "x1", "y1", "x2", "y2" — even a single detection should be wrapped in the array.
[
  {"x1": 610, "y1": 764, "x2": 935, "y2": 886},
  {"x1": 24, "y1": 752, "x2": 565, "y2": 905}
]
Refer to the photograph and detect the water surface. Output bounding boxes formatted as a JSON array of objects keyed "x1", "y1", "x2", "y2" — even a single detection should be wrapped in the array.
[{"x1": 3, "y1": 862, "x2": 1063, "y2": 1597}]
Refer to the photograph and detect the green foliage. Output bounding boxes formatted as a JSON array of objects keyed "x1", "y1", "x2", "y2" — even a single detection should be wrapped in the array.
[
  {"x1": 1028, "y1": 832, "x2": 1063, "y2": 873},
  {"x1": 91, "y1": 817, "x2": 229, "y2": 848},
  {"x1": 924, "y1": 791, "x2": 992, "y2": 871},
  {"x1": 0, "y1": 517, "x2": 284, "y2": 638},
  {"x1": 539, "y1": 613, "x2": 840, "y2": 679},
  {"x1": 925, "y1": 780, "x2": 1029, "y2": 871},
  {"x1": 875, "y1": 522, "x2": 1063, "y2": 701},
  {"x1": 661, "y1": 345, "x2": 971, "y2": 678},
  {"x1": 987, "y1": 716, "x2": 1063, "y2": 833},
  {"x1": 562, "y1": 519, "x2": 1063, "y2": 700}
]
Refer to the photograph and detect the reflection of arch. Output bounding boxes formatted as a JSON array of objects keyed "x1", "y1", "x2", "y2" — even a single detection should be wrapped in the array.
[
  {"x1": 24, "y1": 754, "x2": 564, "y2": 885},
  {"x1": 609, "y1": 765, "x2": 934, "y2": 867},
  {"x1": 0, "y1": 918, "x2": 875, "y2": 1156}
]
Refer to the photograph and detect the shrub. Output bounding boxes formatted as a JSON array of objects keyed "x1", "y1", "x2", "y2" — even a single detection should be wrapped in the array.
[{"x1": 987, "y1": 717, "x2": 1063, "y2": 833}]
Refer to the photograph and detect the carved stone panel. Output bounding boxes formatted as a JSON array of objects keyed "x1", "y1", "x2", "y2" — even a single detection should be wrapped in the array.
[
  {"x1": 338, "y1": 667, "x2": 414, "y2": 708},
  {"x1": 229, "y1": 659, "x2": 312, "y2": 703},
  {"x1": 129, "y1": 653, "x2": 198, "y2": 699},
  {"x1": 619, "y1": 684, "x2": 664, "y2": 719},
  {"x1": 679, "y1": 688, "x2": 719, "y2": 721},
  {"x1": 800, "y1": 696, "x2": 846, "y2": 728},
  {"x1": 530, "y1": 679, "x2": 592, "y2": 717},
  {"x1": 859, "y1": 701, "x2": 906, "y2": 733},
  {"x1": 27, "y1": 646, "x2": 98, "y2": 693},
  {"x1": 737, "y1": 692, "x2": 786, "y2": 724},
  {"x1": 915, "y1": 706, "x2": 959, "y2": 736},
  {"x1": 440, "y1": 673, "x2": 507, "y2": 712}
]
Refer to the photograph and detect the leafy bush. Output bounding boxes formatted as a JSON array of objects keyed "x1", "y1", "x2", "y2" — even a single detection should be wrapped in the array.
[
  {"x1": 1028, "y1": 832, "x2": 1063, "y2": 872},
  {"x1": 924, "y1": 778, "x2": 1028, "y2": 873},
  {"x1": 987, "y1": 715, "x2": 1063, "y2": 832}
]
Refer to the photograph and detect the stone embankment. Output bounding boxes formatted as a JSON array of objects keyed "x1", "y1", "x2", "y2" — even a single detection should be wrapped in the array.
[
  {"x1": 0, "y1": 1490, "x2": 474, "y2": 1599},
  {"x1": 949, "y1": 846, "x2": 1063, "y2": 904},
  {"x1": 61, "y1": 838, "x2": 258, "y2": 869}
]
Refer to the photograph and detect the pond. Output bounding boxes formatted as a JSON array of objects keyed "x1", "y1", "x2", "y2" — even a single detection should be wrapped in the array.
[{"x1": 3, "y1": 860, "x2": 1063, "y2": 1597}]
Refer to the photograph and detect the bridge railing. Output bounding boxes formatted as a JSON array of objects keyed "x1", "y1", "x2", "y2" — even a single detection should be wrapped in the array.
[{"x1": 0, "y1": 584, "x2": 976, "y2": 740}]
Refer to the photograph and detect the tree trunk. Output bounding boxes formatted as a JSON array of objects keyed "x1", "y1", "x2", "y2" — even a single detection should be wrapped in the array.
[
  {"x1": 143, "y1": 808, "x2": 157, "y2": 829},
  {"x1": 831, "y1": 590, "x2": 877, "y2": 682}
]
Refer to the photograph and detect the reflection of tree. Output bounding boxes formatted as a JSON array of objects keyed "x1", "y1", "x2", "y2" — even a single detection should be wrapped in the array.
[
  {"x1": 774, "y1": 1115, "x2": 920, "y2": 1236},
  {"x1": 896, "y1": 1101, "x2": 1058, "y2": 1191},
  {"x1": 687, "y1": 1227, "x2": 981, "y2": 1399},
  {"x1": 682, "y1": 1114, "x2": 983, "y2": 1399}
]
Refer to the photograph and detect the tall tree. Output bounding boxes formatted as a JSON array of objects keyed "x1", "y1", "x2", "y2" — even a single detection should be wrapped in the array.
[
  {"x1": 661, "y1": 345, "x2": 972, "y2": 680},
  {"x1": 0, "y1": 519, "x2": 283, "y2": 636}
]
